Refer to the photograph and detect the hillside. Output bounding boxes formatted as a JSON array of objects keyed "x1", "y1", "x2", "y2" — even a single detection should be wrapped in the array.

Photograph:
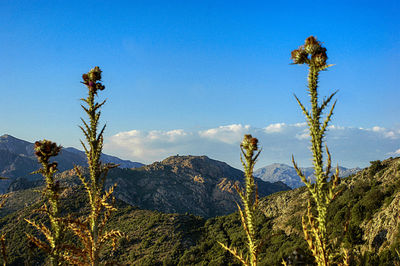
[
  {"x1": 0, "y1": 134, "x2": 143, "y2": 192},
  {"x1": 0, "y1": 157, "x2": 399, "y2": 265},
  {"x1": 179, "y1": 157, "x2": 400, "y2": 265},
  {"x1": 0, "y1": 188, "x2": 205, "y2": 265}
]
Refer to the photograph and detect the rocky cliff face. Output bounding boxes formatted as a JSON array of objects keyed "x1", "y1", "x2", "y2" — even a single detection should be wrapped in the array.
[{"x1": 358, "y1": 159, "x2": 400, "y2": 253}]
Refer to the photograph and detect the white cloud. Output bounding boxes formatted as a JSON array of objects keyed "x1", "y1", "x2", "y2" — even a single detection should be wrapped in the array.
[
  {"x1": 328, "y1": 125, "x2": 345, "y2": 130},
  {"x1": 264, "y1": 123, "x2": 286, "y2": 133},
  {"x1": 295, "y1": 129, "x2": 309, "y2": 140},
  {"x1": 199, "y1": 124, "x2": 250, "y2": 144},
  {"x1": 104, "y1": 123, "x2": 400, "y2": 169},
  {"x1": 149, "y1": 129, "x2": 187, "y2": 141},
  {"x1": 372, "y1": 126, "x2": 385, "y2": 132},
  {"x1": 106, "y1": 129, "x2": 193, "y2": 160},
  {"x1": 294, "y1": 122, "x2": 307, "y2": 127},
  {"x1": 384, "y1": 131, "x2": 396, "y2": 139},
  {"x1": 367, "y1": 126, "x2": 399, "y2": 139}
]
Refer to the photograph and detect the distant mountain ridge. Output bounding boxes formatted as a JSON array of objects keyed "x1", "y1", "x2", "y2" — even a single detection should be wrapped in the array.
[
  {"x1": 254, "y1": 163, "x2": 361, "y2": 189},
  {"x1": 0, "y1": 134, "x2": 143, "y2": 192}
]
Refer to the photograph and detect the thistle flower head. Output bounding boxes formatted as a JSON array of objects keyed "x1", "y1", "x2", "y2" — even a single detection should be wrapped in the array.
[
  {"x1": 88, "y1": 66, "x2": 102, "y2": 81},
  {"x1": 313, "y1": 51, "x2": 328, "y2": 67},
  {"x1": 82, "y1": 66, "x2": 105, "y2": 94},
  {"x1": 96, "y1": 83, "x2": 105, "y2": 91},
  {"x1": 291, "y1": 36, "x2": 328, "y2": 67},
  {"x1": 241, "y1": 134, "x2": 258, "y2": 152},
  {"x1": 304, "y1": 36, "x2": 320, "y2": 54},
  {"x1": 34, "y1": 140, "x2": 62, "y2": 163},
  {"x1": 291, "y1": 48, "x2": 308, "y2": 64}
]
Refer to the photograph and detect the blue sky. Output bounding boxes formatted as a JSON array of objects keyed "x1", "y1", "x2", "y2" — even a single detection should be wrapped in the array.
[{"x1": 0, "y1": 0, "x2": 399, "y2": 168}]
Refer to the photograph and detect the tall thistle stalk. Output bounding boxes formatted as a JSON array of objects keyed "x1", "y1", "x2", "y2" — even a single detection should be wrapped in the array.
[
  {"x1": 25, "y1": 140, "x2": 63, "y2": 266},
  {"x1": 0, "y1": 177, "x2": 8, "y2": 266},
  {"x1": 219, "y1": 134, "x2": 261, "y2": 266},
  {"x1": 290, "y1": 36, "x2": 340, "y2": 266},
  {"x1": 63, "y1": 66, "x2": 122, "y2": 265}
]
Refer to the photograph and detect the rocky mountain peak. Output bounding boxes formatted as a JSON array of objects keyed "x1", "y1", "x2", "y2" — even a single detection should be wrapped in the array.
[
  {"x1": 0, "y1": 134, "x2": 34, "y2": 157},
  {"x1": 158, "y1": 155, "x2": 243, "y2": 181},
  {"x1": 161, "y1": 155, "x2": 219, "y2": 169},
  {"x1": 100, "y1": 154, "x2": 290, "y2": 217},
  {"x1": 255, "y1": 163, "x2": 361, "y2": 189}
]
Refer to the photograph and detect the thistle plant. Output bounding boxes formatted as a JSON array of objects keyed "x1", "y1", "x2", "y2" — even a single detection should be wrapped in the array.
[
  {"x1": 290, "y1": 36, "x2": 341, "y2": 266},
  {"x1": 0, "y1": 183, "x2": 8, "y2": 210},
  {"x1": 25, "y1": 139, "x2": 64, "y2": 266},
  {"x1": 63, "y1": 66, "x2": 123, "y2": 265},
  {"x1": 0, "y1": 234, "x2": 6, "y2": 266},
  {"x1": 219, "y1": 134, "x2": 261, "y2": 266},
  {"x1": 0, "y1": 178, "x2": 8, "y2": 266}
]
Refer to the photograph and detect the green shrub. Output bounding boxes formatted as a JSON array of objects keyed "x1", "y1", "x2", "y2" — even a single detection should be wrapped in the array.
[
  {"x1": 344, "y1": 224, "x2": 364, "y2": 246},
  {"x1": 369, "y1": 160, "x2": 384, "y2": 178}
]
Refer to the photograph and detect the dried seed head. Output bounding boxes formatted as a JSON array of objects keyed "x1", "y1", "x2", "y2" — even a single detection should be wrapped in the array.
[
  {"x1": 82, "y1": 66, "x2": 105, "y2": 93},
  {"x1": 241, "y1": 134, "x2": 252, "y2": 150},
  {"x1": 240, "y1": 134, "x2": 252, "y2": 150},
  {"x1": 250, "y1": 137, "x2": 258, "y2": 151},
  {"x1": 304, "y1": 36, "x2": 321, "y2": 55},
  {"x1": 89, "y1": 66, "x2": 102, "y2": 81},
  {"x1": 291, "y1": 48, "x2": 308, "y2": 64},
  {"x1": 313, "y1": 52, "x2": 328, "y2": 67},
  {"x1": 241, "y1": 135, "x2": 258, "y2": 152},
  {"x1": 305, "y1": 36, "x2": 318, "y2": 46},
  {"x1": 34, "y1": 140, "x2": 62, "y2": 165},
  {"x1": 96, "y1": 83, "x2": 105, "y2": 91},
  {"x1": 292, "y1": 36, "x2": 329, "y2": 67}
]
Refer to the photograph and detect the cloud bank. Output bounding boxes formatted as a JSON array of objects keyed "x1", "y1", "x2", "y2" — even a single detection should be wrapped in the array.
[{"x1": 104, "y1": 123, "x2": 400, "y2": 169}]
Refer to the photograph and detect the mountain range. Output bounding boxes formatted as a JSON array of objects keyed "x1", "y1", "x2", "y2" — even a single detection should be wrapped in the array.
[
  {"x1": 0, "y1": 134, "x2": 290, "y2": 218},
  {"x1": 0, "y1": 134, "x2": 143, "y2": 192},
  {"x1": 4, "y1": 154, "x2": 291, "y2": 218},
  {"x1": 0, "y1": 134, "x2": 362, "y2": 193},
  {"x1": 254, "y1": 163, "x2": 361, "y2": 189}
]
